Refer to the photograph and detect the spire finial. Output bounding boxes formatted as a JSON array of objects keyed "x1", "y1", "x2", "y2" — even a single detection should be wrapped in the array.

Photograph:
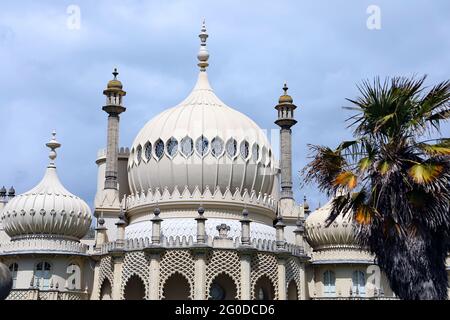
[
  {"x1": 197, "y1": 20, "x2": 209, "y2": 71},
  {"x1": 283, "y1": 82, "x2": 289, "y2": 95},
  {"x1": 45, "y1": 130, "x2": 61, "y2": 167},
  {"x1": 112, "y1": 68, "x2": 119, "y2": 80}
]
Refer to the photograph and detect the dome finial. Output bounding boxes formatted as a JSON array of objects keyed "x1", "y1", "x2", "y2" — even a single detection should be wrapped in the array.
[
  {"x1": 283, "y1": 82, "x2": 288, "y2": 95},
  {"x1": 112, "y1": 68, "x2": 119, "y2": 80},
  {"x1": 197, "y1": 19, "x2": 209, "y2": 72},
  {"x1": 45, "y1": 130, "x2": 61, "y2": 167}
]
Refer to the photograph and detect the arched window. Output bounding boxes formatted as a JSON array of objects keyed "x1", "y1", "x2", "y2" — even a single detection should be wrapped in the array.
[
  {"x1": 254, "y1": 275, "x2": 275, "y2": 300},
  {"x1": 124, "y1": 275, "x2": 146, "y2": 300},
  {"x1": 136, "y1": 145, "x2": 142, "y2": 163},
  {"x1": 287, "y1": 280, "x2": 299, "y2": 300},
  {"x1": 209, "y1": 273, "x2": 237, "y2": 300},
  {"x1": 211, "y1": 137, "x2": 224, "y2": 158},
  {"x1": 226, "y1": 138, "x2": 237, "y2": 159},
  {"x1": 35, "y1": 262, "x2": 52, "y2": 289},
  {"x1": 252, "y1": 144, "x2": 260, "y2": 162},
  {"x1": 195, "y1": 135, "x2": 209, "y2": 157},
  {"x1": 323, "y1": 270, "x2": 336, "y2": 297},
  {"x1": 154, "y1": 139, "x2": 165, "y2": 160},
  {"x1": 240, "y1": 140, "x2": 250, "y2": 160},
  {"x1": 9, "y1": 263, "x2": 18, "y2": 288},
  {"x1": 166, "y1": 137, "x2": 179, "y2": 158},
  {"x1": 261, "y1": 147, "x2": 267, "y2": 165},
  {"x1": 352, "y1": 271, "x2": 366, "y2": 296},
  {"x1": 163, "y1": 273, "x2": 191, "y2": 300},
  {"x1": 180, "y1": 136, "x2": 194, "y2": 157},
  {"x1": 144, "y1": 142, "x2": 152, "y2": 161},
  {"x1": 100, "y1": 279, "x2": 112, "y2": 300}
]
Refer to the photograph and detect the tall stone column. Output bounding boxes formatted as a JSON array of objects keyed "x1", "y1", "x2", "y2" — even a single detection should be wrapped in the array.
[
  {"x1": 239, "y1": 252, "x2": 252, "y2": 300},
  {"x1": 193, "y1": 251, "x2": 207, "y2": 300},
  {"x1": 275, "y1": 83, "x2": 297, "y2": 200},
  {"x1": 111, "y1": 252, "x2": 124, "y2": 300},
  {"x1": 299, "y1": 263, "x2": 307, "y2": 300},
  {"x1": 102, "y1": 69, "x2": 126, "y2": 191},
  {"x1": 277, "y1": 256, "x2": 287, "y2": 300},
  {"x1": 239, "y1": 208, "x2": 254, "y2": 300},
  {"x1": 90, "y1": 261, "x2": 101, "y2": 300},
  {"x1": 148, "y1": 252, "x2": 161, "y2": 300},
  {"x1": 193, "y1": 206, "x2": 208, "y2": 300}
]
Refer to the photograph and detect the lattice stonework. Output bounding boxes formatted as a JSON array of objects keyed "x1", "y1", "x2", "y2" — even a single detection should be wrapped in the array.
[
  {"x1": 205, "y1": 250, "x2": 241, "y2": 299},
  {"x1": 159, "y1": 250, "x2": 195, "y2": 299},
  {"x1": 120, "y1": 251, "x2": 151, "y2": 299},
  {"x1": 286, "y1": 257, "x2": 301, "y2": 299},
  {"x1": 6, "y1": 290, "x2": 30, "y2": 300},
  {"x1": 97, "y1": 256, "x2": 114, "y2": 299},
  {"x1": 250, "y1": 253, "x2": 279, "y2": 300}
]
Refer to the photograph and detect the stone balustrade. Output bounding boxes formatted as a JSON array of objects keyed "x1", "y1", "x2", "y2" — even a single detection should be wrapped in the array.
[{"x1": 96, "y1": 236, "x2": 305, "y2": 257}]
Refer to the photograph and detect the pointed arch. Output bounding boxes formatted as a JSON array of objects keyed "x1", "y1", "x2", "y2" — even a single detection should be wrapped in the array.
[
  {"x1": 162, "y1": 272, "x2": 191, "y2": 300},
  {"x1": 99, "y1": 279, "x2": 112, "y2": 300},
  {"x1": 208, "y1": 272, "x2": 238, "y2": 300},
  {"x1": 253, "y1": 275, "x2": 275, "y2": 300},
  {"x1": 123, "y1": 275, "x2": 146, "y2": 300},
  {"x1": 287, "y1": 280, "x2": 299, "y2": 300}
]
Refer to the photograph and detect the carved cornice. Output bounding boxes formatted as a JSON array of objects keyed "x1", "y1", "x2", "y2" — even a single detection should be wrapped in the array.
[{"x1": 126, "y1": 185, "x2": 277, "y2": 215}]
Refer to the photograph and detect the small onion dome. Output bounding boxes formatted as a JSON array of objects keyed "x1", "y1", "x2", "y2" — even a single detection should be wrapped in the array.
[
  {"x1": 278, "y1": 83, "x2": 293, "y2": 104},
  {"x1": 0, "y1": 186, "x2": 6, "y2": 196},
  {"x1": 107, "y1": 79, "x2": 123, "y2": 90},
  {"x1": 103, "y1": 68, "x2": 126, "y2": 95},
  {"x1": 304, "y1": 200, "x2": 358, "y2": 250},
  {"x1": 0, "y1": 132, "x2": 92, "y2": 240}
]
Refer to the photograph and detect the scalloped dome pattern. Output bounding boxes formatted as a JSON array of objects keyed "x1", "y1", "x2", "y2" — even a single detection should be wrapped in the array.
[
  {"x1": 128, "y1": 72, "x2": 276, "y2": 197},
  {"x1": 1, "y1": 167, "x2": 92, "y2": 240}
]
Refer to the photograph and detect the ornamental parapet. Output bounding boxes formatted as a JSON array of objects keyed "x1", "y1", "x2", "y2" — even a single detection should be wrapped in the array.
[{"x1": 96, "y1": 236, "x2": 305, "y2": 257}]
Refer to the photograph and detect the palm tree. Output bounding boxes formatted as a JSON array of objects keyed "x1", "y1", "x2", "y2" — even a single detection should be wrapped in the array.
[{"x1": 303, "y1": 76, "x2": 450, "y2": 300}]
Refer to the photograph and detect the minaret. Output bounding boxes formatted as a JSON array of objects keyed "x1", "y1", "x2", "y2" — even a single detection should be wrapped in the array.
[
  {"x1": 102, "y1": 68, "x2": 126, "y2": 190},
  {"x1": 275, "y1": 83, "x2": 297, "y2": 199}
]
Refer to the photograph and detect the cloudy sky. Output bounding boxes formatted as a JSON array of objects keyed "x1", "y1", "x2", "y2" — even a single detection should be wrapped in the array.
[{"x1": 0, "y1": 0, "x2": 449, "y2": 212}]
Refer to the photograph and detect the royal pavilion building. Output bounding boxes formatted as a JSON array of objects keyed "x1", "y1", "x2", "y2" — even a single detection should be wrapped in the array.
[{"x1": 1, "y1": 23, "x2": 446, "y2": 300}]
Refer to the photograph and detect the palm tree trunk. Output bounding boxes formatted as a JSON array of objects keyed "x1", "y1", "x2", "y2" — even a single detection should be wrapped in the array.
[{"x1": 373, "y1": 232, "x2": 449, "y2": 300}]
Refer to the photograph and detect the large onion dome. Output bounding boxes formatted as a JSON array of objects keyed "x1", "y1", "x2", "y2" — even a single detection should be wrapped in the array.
[
  {"x1": 0, "y1": 132, "x2": 92, "y2": 240},
  {"x1": 128, "y1": 22, "x2": 276, "y2": 197}
]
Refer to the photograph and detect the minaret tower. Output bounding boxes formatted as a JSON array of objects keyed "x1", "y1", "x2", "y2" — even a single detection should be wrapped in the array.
[
  {"x1": 102, "y1": 68, "x2": 126, "y2": 191},
  {"x1": 275, "y1": 83, "x2": 297, "y2": 200}
]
